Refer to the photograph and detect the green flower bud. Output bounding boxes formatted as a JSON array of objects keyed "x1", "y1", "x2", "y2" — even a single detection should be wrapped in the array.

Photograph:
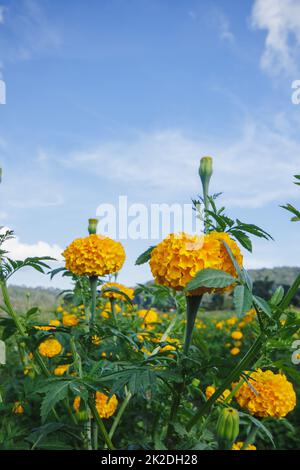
[
  {"x1": 77, "y1": 410, "x2": 89, "y2": 421},
  {"x1": 88, "y1": 218, "x2": 99, "y2": 235},
  {"x1": 199, "y1": 156, "x2": 213, "y2": 186},
  {"x1": 192, "y1": 378, "x2": 201, "y2": 387},
  {"x1": 216, "y1": 407, "x2": 239, "y2": 444}
]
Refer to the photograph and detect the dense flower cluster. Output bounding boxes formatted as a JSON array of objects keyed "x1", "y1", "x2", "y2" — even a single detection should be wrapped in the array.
[
  {"x1": 63, "y1": 234, "x2": 125, "y2": 277},
  {"x1": 232, "y1": 442, "x2": 256, "y2": 450},
  {"x1": 150, "y1": 231, "x2": 242, "y2": 294},
  {"x1": 38, "y1": 338, "x2": 62, "y2": 358},
  {"x1": 234, "y1": 369, "x2": 296, "y2": 418},
  {"x1": 101, "y1": 282, "x2": 134, "y2": 301}
]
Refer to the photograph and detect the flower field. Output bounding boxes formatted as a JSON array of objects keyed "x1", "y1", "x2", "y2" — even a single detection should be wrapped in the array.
[{"x1": 0, "y1": 158, "x2": 300, "y2": 451}]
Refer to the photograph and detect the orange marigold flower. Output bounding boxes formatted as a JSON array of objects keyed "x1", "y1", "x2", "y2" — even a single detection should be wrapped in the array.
[
  {"x1": 62, "y1": 314, "x2": 79, "y2": 327},
  {"x1": 234, "y1": 369, "x2": 296, "y2": 418},
  {"x1": 230, "y1": 347, "x2": 240, "y2": 356},
  {"x1": 63, "y1": 234, "x2": 125, "y2": 277},
  {"x1": 54, "y1": 364, "x2": 70, "y2": 376},
  {"x1": 13, "y1": 402, "x2": 24, "y2": 414},
  {"x1": 232, "y1": 442, "x2": 256, "y2": 450},
  {"x1": 102, "y1": 282, "x2": 134, "y2": 301},
  {"x1": 73, "y1": 396, "x2": 81, "y2": 413},
  {"x1": 38, "y1": 338, "x2": 62, "y2": 358},
  {"x1": 231, "y1": 331, "x2": 243, "y2": 340},
  {"x1": 49, "y1": 319, "x2": 61, "y2": 326},
  {"x1": 33, "y1": 325, "x2": 56, "y2": 331},
  {"x1": 149, "y1": 231, "x2": 242, "y2": 295},
  {"x1": 137, "y1": 309, "x2": 159, "y2": 325},
  {"x1": 205, "y1": 385, "x2": 231, "y2": 402},
  {"x1": 95, "y1": 392, "x2": 118, "y2": 419}
]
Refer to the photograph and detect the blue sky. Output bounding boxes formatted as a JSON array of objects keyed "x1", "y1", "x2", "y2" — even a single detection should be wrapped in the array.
[{"x1": 0, "y1": 0, "x2": 300, "y2": 288}]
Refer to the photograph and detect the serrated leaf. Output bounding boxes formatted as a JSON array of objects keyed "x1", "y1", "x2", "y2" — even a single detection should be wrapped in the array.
[
  {"x1": 186, "y1": 268, "x2": 237, "y2": 291},
  {"x1": 233, "y1": 285, "x2": 253, "y2": 317},
  {"x1": 40, "y1": 381, "x2": 70, "y2": 423},
  {"x1": 253, "y1": 295, "x2": 272, "y2": 319}
]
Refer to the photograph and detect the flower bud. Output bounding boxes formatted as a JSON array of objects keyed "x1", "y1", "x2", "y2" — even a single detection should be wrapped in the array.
[
  {"x1": 88, "y1": 218, "x2": 99, "y2": 235},
  {"x1": 216, "y1": 407, "x2": 239, "y2": 444},
  {"x1": 199, "y1": 156, "x2": 213, "y2": 187}
]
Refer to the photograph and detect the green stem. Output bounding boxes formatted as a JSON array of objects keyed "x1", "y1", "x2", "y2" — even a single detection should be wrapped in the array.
[
  {"x1": 108, "y1": 389, "x2": 132, "y2": 443},
  {"x1": 89, "y1": 276, "x2": 98, "y2": 328},
  {"x1": 202, "y1": 179, "x2": 210, "y2": 233},
  {"x1": 88, "y1": 398, "x2": 115, "y2": 450},
  {"x1": 110, "y1": 298, "x2": 117, "y2": 326},
  {"x1": 187, "y1": 334, "x2": 264, "y2": 431}
]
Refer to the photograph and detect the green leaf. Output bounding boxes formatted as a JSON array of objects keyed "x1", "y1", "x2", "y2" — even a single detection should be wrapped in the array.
[
  {"x1": 230, "y1": 230, "x2": 252, "y2": 252},
  {"x1": 135, "y1": 246, "x2": 156, "y2": 265},
  {"x1": 270, "y1": 286, "x2": 285, "y2": 306},
  {"x1": 253, "y1": 295, "x2": 272, "y2": 319},
  {"x1": 186, "y1": 268, "x2": 237, "y2": 291},
  {"x1": 101, "y1": 287, "x2": 133, "y2": 304},
  {"x1": 40, "y1": 381, "x2": 70, "y2": 423},
  {"x1": 223, "y1": 241, "x2": 243, "y2": 282},
  {"x1": 233, "y1": 285, "x2": 253, "y2": 317}
]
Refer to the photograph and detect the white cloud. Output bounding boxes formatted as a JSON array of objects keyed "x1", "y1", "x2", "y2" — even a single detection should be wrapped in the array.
[
  {"x1": 215, "y1": 10, "x2": 235, "y2": 43},
  {"x1": 1, "y1": 226, "x2": 63, "y2": 261},
  {"x1": 251, "y1": 0, "x2": 300, "y2": 75},
  {"x1": 64, "y1": 120, "x2": 300, "y2": 209}
]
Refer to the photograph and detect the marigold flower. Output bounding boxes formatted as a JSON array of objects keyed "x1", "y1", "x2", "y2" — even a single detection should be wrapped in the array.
[
  {"x1": 95, "y1": 392, "x2": 118, "y2": 419},
  {"x1": 54, "y1": 364, "x2": 70, "y2": 376},
  {"x1": 138, "y1": 309, "x2": 159, "y2": 325},
  {"x1": 231, "y1": 331, "x2": 243, "y2": 340},
  {"x1": 38, "y1": 338, "x2": 62, "y2": 358},
  {"x1": 234, "y1": 369, "x2": 296, "y2": 418},
  {"x1": 232, "y1": 442, "x2": 256, "y2": 450},
  {"x1": 63, "y1": 234, "x2": 125, "y2": 277},
  {"x1": 62, "y1": 314, "x2": 79, "y2": 327},
  {"x1": 13, "y1": 402, "x2": 24, "y2": 414},
  {"x1": 91, "y1": 335, "x2": 101, "y2": 345},
  {"x1": 150, "y1": 231, "x2": 242, "y2": 294},
  {"x1": 230, "y1": 347, "x2": 240, "y2": 356},
  {"x1": 205, "y1": 386, "x2": 231, "y2": 402},
  {"x1": 73, "y1": 396, "x2": 81, "y2": 413},
  {"x1": 49, "y1": 319, "x2": 61, "y2": 326},
  {"x1": 102, "y1": 282, "x2": 134, "y2": 301}
]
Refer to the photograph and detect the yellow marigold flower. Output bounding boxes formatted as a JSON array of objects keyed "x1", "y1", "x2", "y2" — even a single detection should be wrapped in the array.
[
  {"x1": 102, "y1": 301, "x2": 122, "y2": 317},
  {"x1": 91, "y1": 335, "x2": 101, "y2": 345},
  {"x1": 234, "y1": 369, "x2": 296, "y2": 418},
  {"x1": 231, "y1": 331, "x2": 243, "y2": 340},
  {"x1": 230, "y1": 347, "x2": 240, "y2": 356},
  {"x1": 95, "y1": 392, "x2": 118, "y2": 419},
  {"x1": 62, "y1": 314, "x2": 79, "y2": 327},
  {"x1": 13, "y1": 402, "x2": 24, "y2": 414},
  {"x1": 63, "y1": 234, "x2": 125, "y2": 277},
  {"x1": 56, "y1": 306, "x2": 63, "y2": 313},
  {"x1": 226, "y1": 317, "x2": 238, "y2": 326},
  {"x1": 137, "y1": 309, "x2": 159, "y2": 324},
  {"x1": 102, "y1": 282, "x2": 134, "y2": 301},
  {"x1": 73, "y1": 395, "x2": 81, "y2": 413},
  {"x1": 54, "y1": 364, "x2": 70, "y2": 376},
  {"x1": 232, "y1": 442, "x2": 256, "y2": 451},
  {"x1": 205, "y1": 385, "x2": 216, "y2": 399},
  {"x1": 216, "y1": 321, "x2": 224, "y2": 329},
  {"x1": 38, "y1": 338, "x2": 62, "y2": 358},
  {"x1": 150, "y1": 231, "x2": 242, "y2": 294},
  {"x1": 49, "y1": 319, "x2": 61, "y2": 326},
  {"x1": 205, "y1": 386, "x2": 231, "y2": 402}
]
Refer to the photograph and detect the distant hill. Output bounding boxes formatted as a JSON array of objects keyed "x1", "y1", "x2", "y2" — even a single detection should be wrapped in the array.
[
  {"x1": 1, "y1": 267, "x2": 299, "y2": 313},
  {"x1": 248, "y1": 267, "x2": 300, "y2": 286}
]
